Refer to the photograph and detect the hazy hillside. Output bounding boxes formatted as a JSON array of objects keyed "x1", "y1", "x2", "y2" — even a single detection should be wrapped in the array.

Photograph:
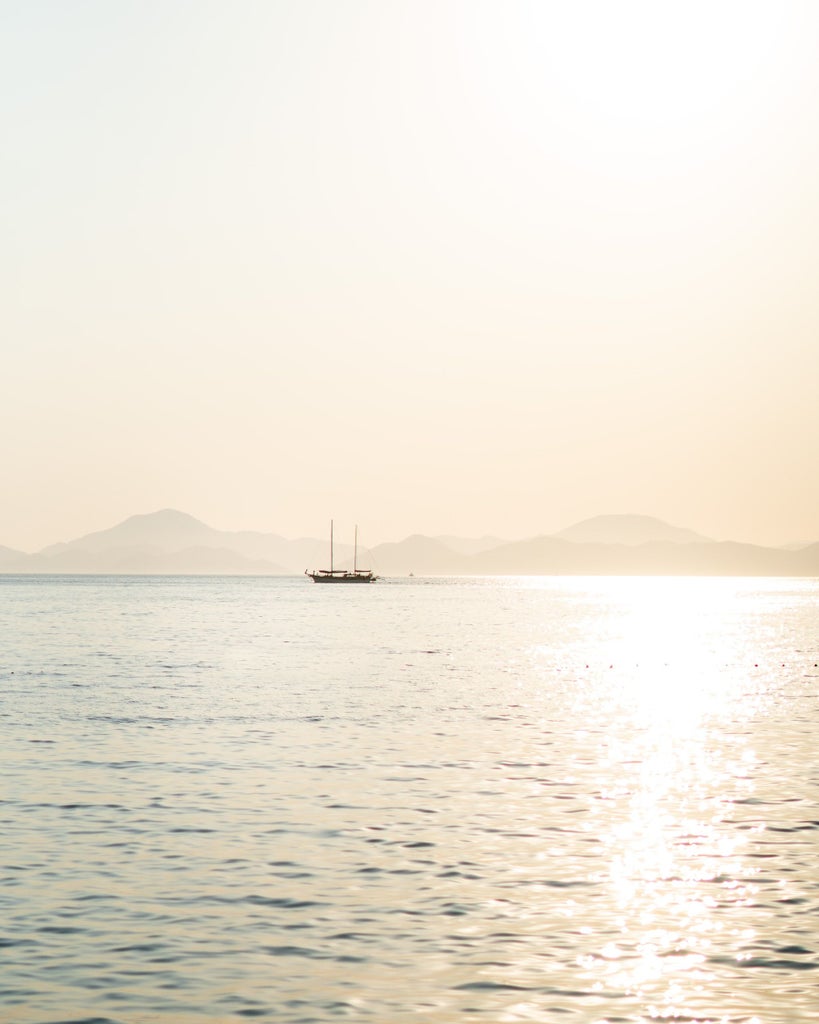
[
  {"x1": 469, "y1": 536, "x2": 582, "y2": 575},
  {"x1": 0, "y1": 545, "x2": 29, "y2": 570},
  {"x1": 38, "y1": 509, "x2": 322, "y2": 574},
  {"x1": 797, "y1": 541, "x2": 819, "y2": 570},
  {"x1": 40, "y1": 509, "x2": 214, "y2": 555},
  {"x1": 1, "y1": 510, "x2": 817, "y2": 576},
  {"x1": 468, "y1": 536, "x2": 819, "y2": 577},
  {"x1": 432, "y1": 535, "x2": 506, "y2": 555},
  {"x1": 368, "y1": 536, "x2": 471, "y2": 576},
  {"x1": 555, "y1": 514, "x2": 713, "y2": 546}
]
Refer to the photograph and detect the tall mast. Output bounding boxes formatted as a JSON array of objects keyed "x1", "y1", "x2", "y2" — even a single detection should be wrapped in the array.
[
  {"x1": 330, "y1": 519, "x2": 334, "y2": 573},
  {"x1": 354, "y1": 525, "x2": 358, "y2": 573}
]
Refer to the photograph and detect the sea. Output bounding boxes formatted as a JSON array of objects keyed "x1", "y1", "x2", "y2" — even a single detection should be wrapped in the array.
[{"x1": 1, "y1": 574, "x2": 818, "y2": 1024}]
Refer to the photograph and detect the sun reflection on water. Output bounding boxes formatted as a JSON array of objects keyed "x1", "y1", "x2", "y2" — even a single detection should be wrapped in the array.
[
  {"x1": 460, "y1": 578, "x2": 799, "y2": 1021},
  {"x1": 572, "y1": 578, "x2": 767, "y2": 1019}
]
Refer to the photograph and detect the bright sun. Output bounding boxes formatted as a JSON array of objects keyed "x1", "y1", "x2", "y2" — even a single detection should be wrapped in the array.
[{"x1": 477, "y1": 1, "x2": 799, "y2": 164}]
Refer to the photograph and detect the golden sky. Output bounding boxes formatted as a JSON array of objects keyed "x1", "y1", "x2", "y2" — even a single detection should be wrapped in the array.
[{"x1": 3, "y1": 0, "x2": 818, "y2": 550}]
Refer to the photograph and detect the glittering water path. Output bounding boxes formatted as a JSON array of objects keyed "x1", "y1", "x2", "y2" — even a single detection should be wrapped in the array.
[{"x1": 1, "y1": 575, "x2": 818, "y2": 1022}]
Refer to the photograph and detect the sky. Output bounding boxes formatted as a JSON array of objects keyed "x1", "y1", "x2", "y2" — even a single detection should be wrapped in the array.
[{"x1": 3, "y1": 0, "x2": 819, "y2": 552}]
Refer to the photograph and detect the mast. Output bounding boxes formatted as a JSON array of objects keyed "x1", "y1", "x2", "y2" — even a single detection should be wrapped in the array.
[
  {"x1": 354, "y1": 525, "x2": 358, "y2": 573},
  {"x1": 330, "y1": 519, "x2": 334, "y2": 573}
]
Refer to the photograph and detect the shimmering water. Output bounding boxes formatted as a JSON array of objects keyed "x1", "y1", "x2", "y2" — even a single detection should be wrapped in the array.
[{"x1": 1, "y1": 575, "x2": 818, "y2": 1024}]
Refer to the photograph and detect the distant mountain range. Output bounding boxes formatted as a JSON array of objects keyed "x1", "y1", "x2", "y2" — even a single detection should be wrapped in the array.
[{"x1": 0, "y1": 509, "x2": 817, "y2": 577}]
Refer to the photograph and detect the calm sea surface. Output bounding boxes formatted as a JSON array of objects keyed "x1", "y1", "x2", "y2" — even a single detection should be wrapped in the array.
[{"x1": 1, "y1": 574, "x2": 818, "y2": 1024}]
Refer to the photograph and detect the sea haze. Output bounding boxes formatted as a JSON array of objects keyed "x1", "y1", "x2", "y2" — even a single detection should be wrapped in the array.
[
  {"x1": 2, "y1": 574, "x2": 818, "y2": 1023},
  {"x1": 2, "y1": 509, "x2": 819, "y2": 576}
]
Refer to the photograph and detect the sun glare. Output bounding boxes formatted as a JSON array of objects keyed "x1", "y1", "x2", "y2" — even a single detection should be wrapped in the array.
[
  {"x1": 608, "y1": 577, "x2": 749, "y2": 719},
  {"x1": 552, "y1": 6, "x2": 756, "y2": 116},
  {"x1": 481, "y1": 1, "x2": 798, "y2": 175}
]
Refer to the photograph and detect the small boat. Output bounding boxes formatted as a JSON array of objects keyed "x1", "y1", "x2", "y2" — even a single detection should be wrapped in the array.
[{"x1": 306, "y1": 522, "x2": 377, "y2": 583}]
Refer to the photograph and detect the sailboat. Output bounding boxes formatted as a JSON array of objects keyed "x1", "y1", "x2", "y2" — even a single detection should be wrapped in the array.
[{"x1": 306, "y1": 522, "x2": 377, "y2": 583}]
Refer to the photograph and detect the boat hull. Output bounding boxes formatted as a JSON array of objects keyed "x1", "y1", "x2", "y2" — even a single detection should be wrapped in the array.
[
  {"x1": 306, "y1": 523, "x2": 377, "y2": 582},
  {"x1": 307, "y1": 571, "x2": 376, "y2": 583}
]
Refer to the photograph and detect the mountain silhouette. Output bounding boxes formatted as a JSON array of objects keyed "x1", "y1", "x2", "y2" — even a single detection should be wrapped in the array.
[
  {"x1": 0, "y1": 510, "x2": 816, "y2": 576},
  {"x1": 37, "y1": 510, "x2": 324, "y2": 574},
  {"x1": 555, "y1": 514, "x2": 713, "y2": 546},
  {"x1": 0, "y1": 544, "x2": 28, "y2": 570},
  {"x1": 41, "y1": 509, "x2": 218, "y2": 555}
]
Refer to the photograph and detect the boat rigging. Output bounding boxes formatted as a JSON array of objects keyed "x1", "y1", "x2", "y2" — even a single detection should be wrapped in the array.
[{"x1": 306, "y1": 522, "x2": 377, "y2": 583}]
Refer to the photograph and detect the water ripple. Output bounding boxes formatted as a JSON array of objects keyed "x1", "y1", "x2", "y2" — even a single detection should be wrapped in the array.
[{"x1": 2, "y1": 575, "x2": 818, "y2": 1022}]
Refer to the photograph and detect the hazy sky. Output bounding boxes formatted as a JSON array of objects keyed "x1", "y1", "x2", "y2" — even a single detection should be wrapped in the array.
[{"x1": 4, "y1": 0, "x2": 818, "y2": 552}]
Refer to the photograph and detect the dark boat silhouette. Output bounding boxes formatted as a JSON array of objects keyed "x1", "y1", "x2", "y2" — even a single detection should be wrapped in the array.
[{"x1": 306, "y1": 522, "x2": 377, "y2": 583}]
